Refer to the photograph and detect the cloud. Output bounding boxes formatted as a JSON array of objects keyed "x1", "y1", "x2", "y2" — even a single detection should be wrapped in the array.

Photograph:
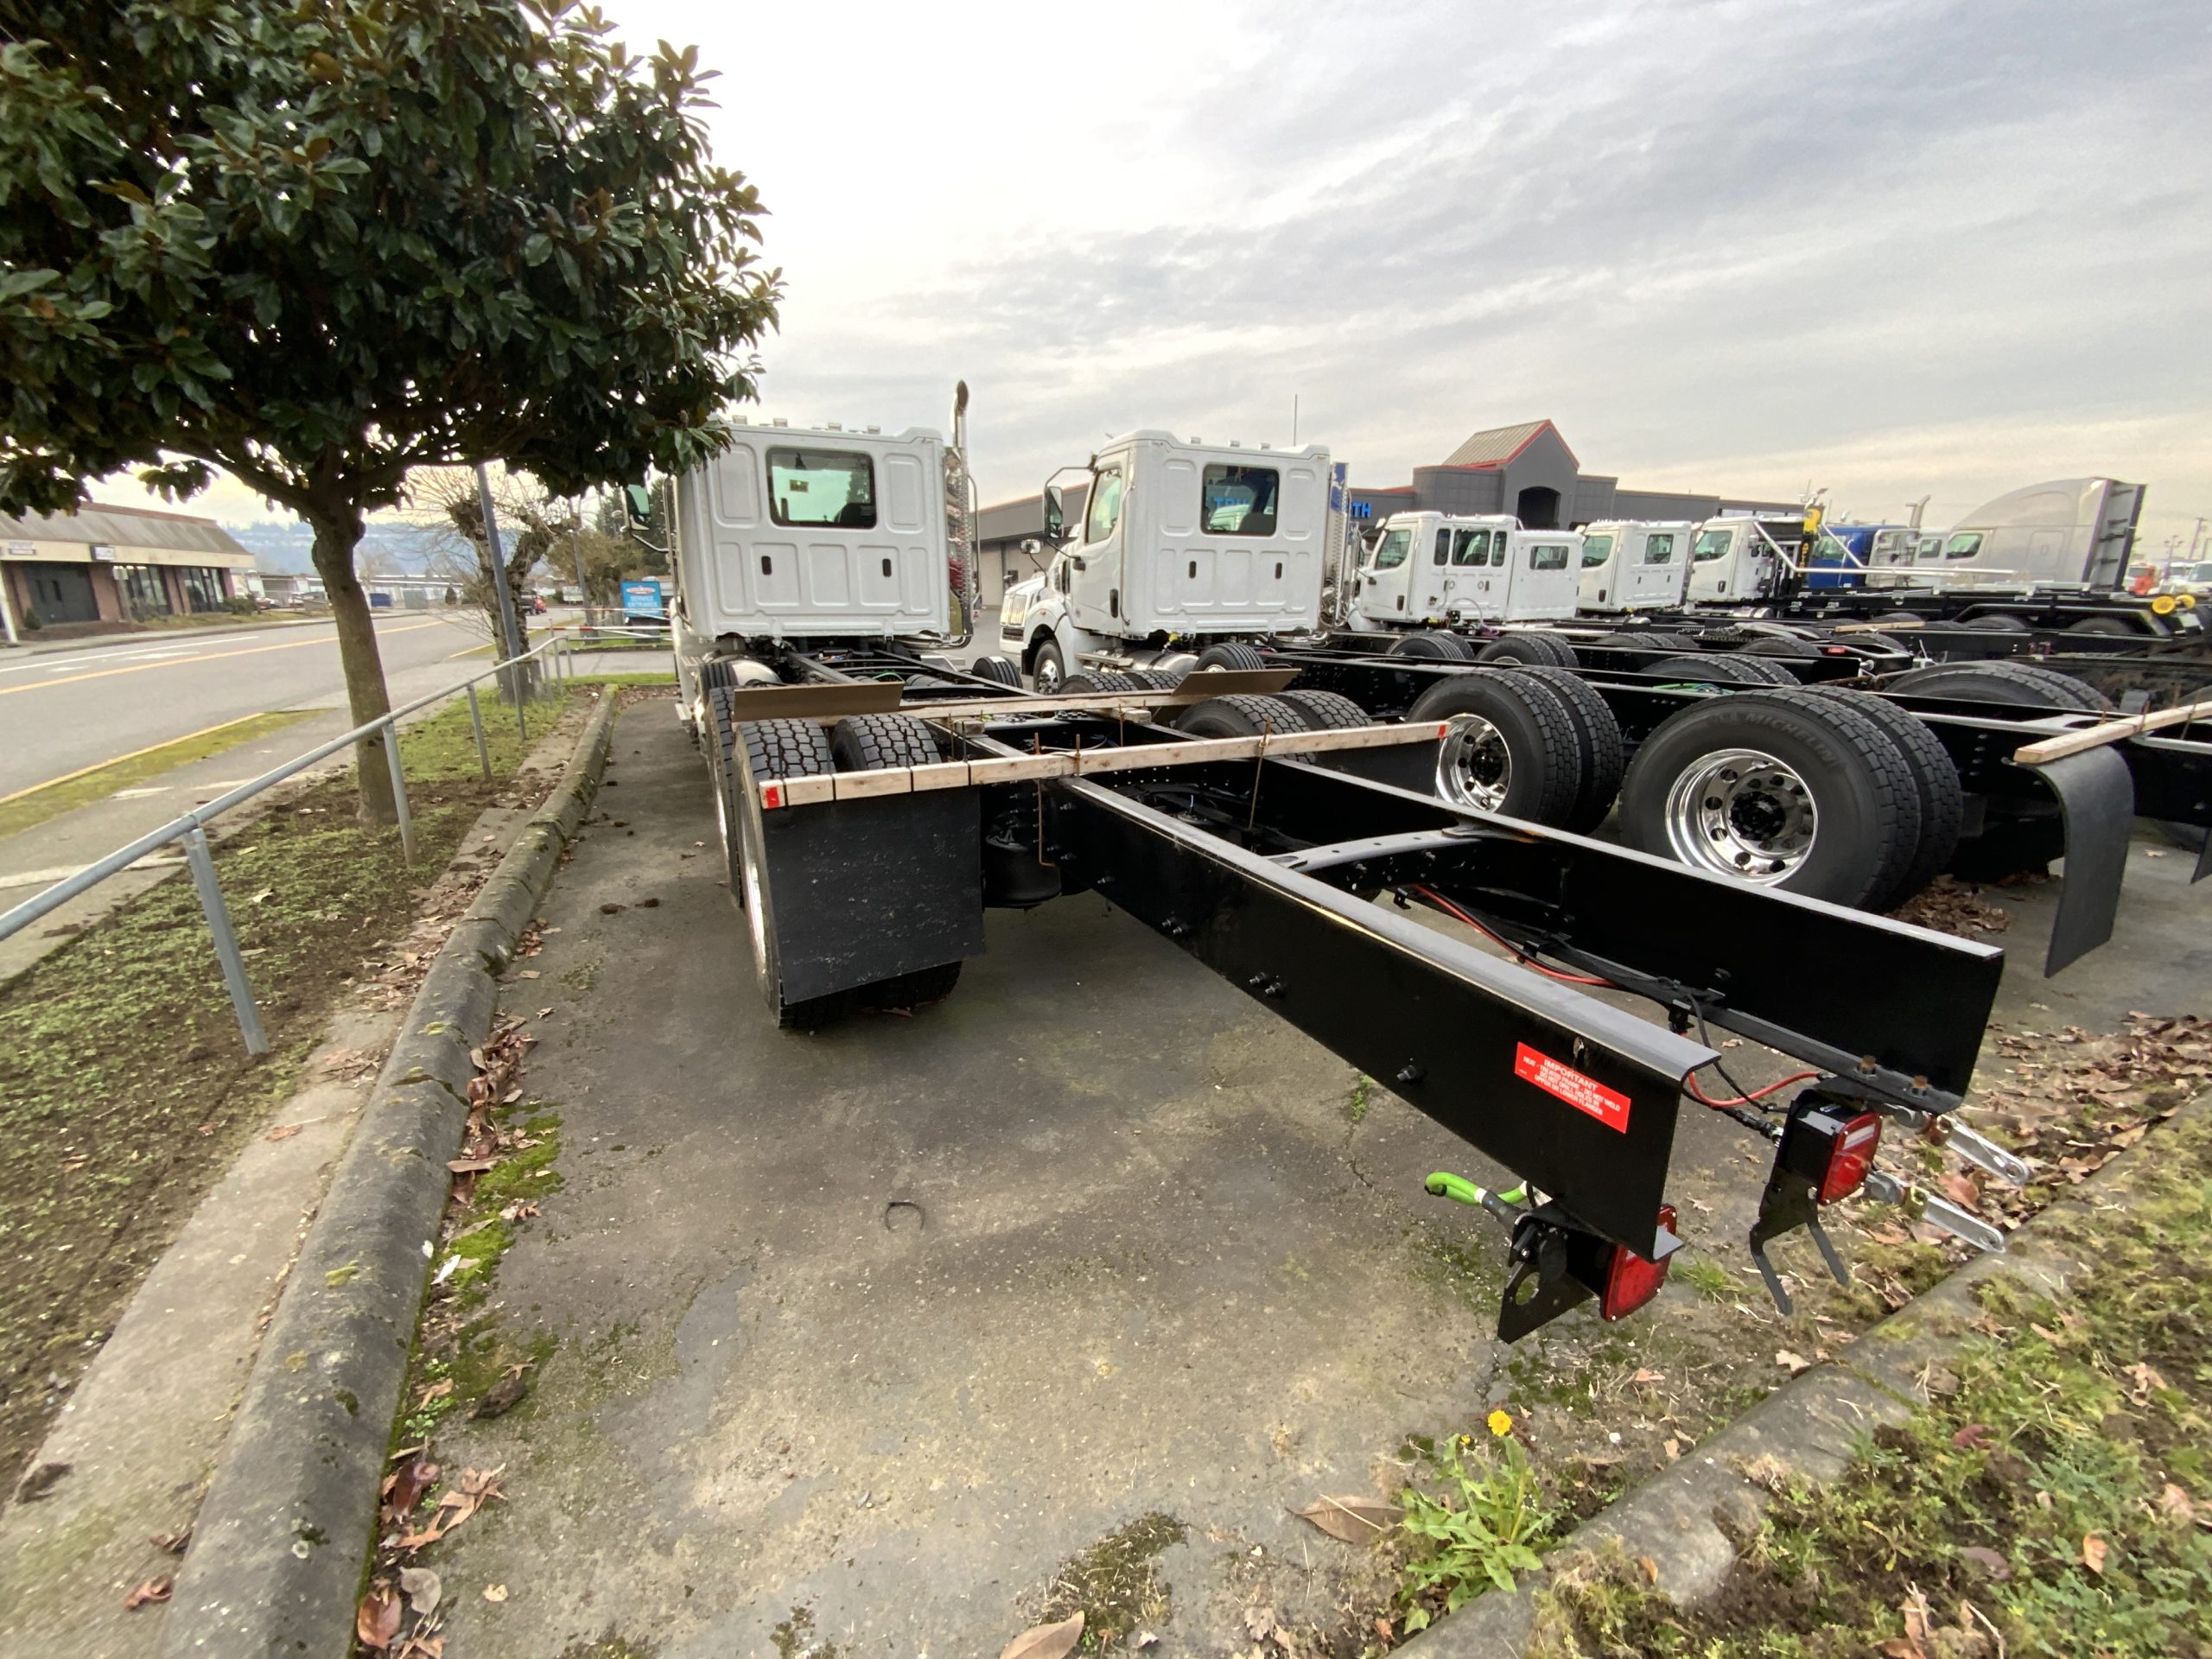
[{"x1": 98, "y1": 0, "x2": 2210, "y2": 554}]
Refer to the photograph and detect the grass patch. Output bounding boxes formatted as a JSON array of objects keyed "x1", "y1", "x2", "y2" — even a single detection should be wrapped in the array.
[
  {"x1": 1392, "y1": 1425, "x2": 1559, "y2": 1635},
  {"x1": 1526, "y1": 1112, "x2": 2212, "y2": 1659},
  {"x1": 0, "y1": 709, "x2": 316, "y2": 841},
  {"x1": 1039, "y1": 1511, "x2": 1188, "y2": 1651},
  {"x1": 1344, "y1": 1073, "x2": 1376, "y2": 1126},
  {"x1": 0, "y1": 688, "x2": 576, "y2": 1489}
]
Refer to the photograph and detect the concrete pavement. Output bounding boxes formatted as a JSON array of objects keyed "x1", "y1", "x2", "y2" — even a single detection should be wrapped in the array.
[{"x1": 399, "y1": 705, "x2": 2209, "y2": 1657}]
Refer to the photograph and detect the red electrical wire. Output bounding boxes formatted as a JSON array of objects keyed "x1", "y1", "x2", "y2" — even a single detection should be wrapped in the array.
[
  {"x1": 1409, "y1": 885, "x2": 1617, "y2": 987},
  {"x1": 1683, "y1": 1069, "x2": 1819, "y2": 1109},
  {"x1": 1408, "y1": 885, "x2": 1821, "y2": 1109}
]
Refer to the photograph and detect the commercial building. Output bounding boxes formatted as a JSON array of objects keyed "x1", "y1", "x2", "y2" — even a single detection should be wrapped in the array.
[
  {"x1": 1344, "y1": 419, "x2": 1796, "y2": 530},
  {"x1": 970, "y1": 418, "x2": 1799, "y2": 607},
  {"x1": 0, "y1": 501, "x2": 257, "y2": 634}
]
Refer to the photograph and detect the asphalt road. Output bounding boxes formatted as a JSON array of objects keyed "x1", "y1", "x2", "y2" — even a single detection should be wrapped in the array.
[{"x1": 0, "y1": 613, "x2": 517, "y2": 798}]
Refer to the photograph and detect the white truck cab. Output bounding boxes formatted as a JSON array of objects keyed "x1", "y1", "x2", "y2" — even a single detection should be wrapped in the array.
[
  {"x1": 1574, "y1": 521, "x2": 1694, "y2": 613},
  {"x1": 665, "y1": 417, "x2": 961, "y2": 721},
  {"x1": 1014, "y1": 431, "x2": 1333, "y2": 687},
  {"x1": 1685, "y1": 514, "x2": 1804, "y2": 606},
  {"x1": 1351, "y1": 512, "x2": 1581, "y2": 629}
]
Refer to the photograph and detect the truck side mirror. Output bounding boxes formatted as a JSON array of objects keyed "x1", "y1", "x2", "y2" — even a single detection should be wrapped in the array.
[
  {"x1": 622, "y1": 484, "x2": 654, "y2": 530},
  {"x1": 1043, "y1": 485, "x2": 1066, "y2": 538}
]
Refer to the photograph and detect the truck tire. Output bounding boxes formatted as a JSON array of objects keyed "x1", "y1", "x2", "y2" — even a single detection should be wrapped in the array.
[
  {"x1": 1619, "y1": 690, "x2": 1918, "y2": 907},
  {"x1": 1403, "y1": 673, "x2": 1584, "y2": 825},
  {"x1": 830, "y1": 713, "x2": 941, "y2": 771},
  {"x1": 1720, "y1": 653, "x2": 1802, "y2": 684},
  {"x1": 1738, "y1": 634, "x2": 1823, "y2": 662},
  {"x1": 1961, "y1": 613, "x2": 2030, "y2": 632},
  {"x1": 1391, "y1": 631, "x2": 1476, "y2": 661},
  {"x1": 968, "y1": 654, "x2": 1022, "y2": 688},
  {"x1": 1474, "y1": 633, "x2": 1578, "y2": 668},
  {"x1": 732, "y1": 719, "x2": 847, "y2": 1029},
  {"x1": 1886, "y1": 661, "x2": 2113, "y2": 712},
  {"x1": 1637, "y1": 632, "x2": 1698, "y2": 652},
  {"x1": 1060, "y1": 670, "x2": 1142, "y2": 696},
  {"x1": 704, "y1": 686, "x2": 746, "y2": 903},
  {"x1": 1657, "y1": 652, "x2": 1787, "y2": 687},
  {"x1": 1276, "y1": 689, "x2": 1370, "y2": 730},
  {"x1": 1803, "y1": 687, "x2": 1963, "y2": 907},
  {"x1": 2066, "y1": 614, "x2": 2138, "y2": 637},
  {"x1": 1876, "y1": 612, "x2": 1926, "y2": 627},
  {"x1": 1124, "y1": 668, "x2": 1186, "y2": 690},
  {"x1": 1195, "y1": 640, "x2": 1268, "y2": 671},
  {"x1": 1176, "y1": 694, "x2": 1313, "y2": 738},
  {"x1": 1032, "y1": 637, "x2": 1069, "y2": 691},
  {"x1": 1493, "y1": 665, "x2": 1625, "y2": 834}
]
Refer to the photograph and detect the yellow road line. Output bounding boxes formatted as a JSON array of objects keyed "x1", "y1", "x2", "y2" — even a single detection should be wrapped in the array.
[
  {"x1": 0, "y1": 620, "x2": 442, "y2": 697},
  {"x1": 0, "y1": 711, "x2": 284, "y2": 805}
]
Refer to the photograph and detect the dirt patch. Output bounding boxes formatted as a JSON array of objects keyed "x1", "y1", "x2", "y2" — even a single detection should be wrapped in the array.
[
  {"x1": 0, "y1": 691, "x2": 582, "y2": 1491},
  {"x1": 1036, "y1": 1512, "x2": 1189, "y2": 1652}
]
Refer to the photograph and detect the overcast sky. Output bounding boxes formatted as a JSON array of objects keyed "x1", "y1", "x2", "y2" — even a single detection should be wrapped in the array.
[{"x1": 138, "y1": 0, "x2": 2211, "y2": 554}]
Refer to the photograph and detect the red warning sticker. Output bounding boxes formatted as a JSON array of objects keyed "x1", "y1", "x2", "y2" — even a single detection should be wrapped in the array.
[{"x1": 1514, "y1": 1042, "x2": 1630, "y2": 1133}]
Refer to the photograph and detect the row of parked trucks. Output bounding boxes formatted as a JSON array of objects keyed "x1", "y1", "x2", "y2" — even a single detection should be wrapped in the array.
[{"x1": 633, "y1": 398, "x2": 2210, "y2": 1344}]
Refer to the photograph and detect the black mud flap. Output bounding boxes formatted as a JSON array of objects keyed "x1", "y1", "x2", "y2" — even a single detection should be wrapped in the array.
[
  {"x1": 2020, "y1": 746, "x2": 2133, "y2": 976},
  {"x1": 758, "y1": 790, "x2": 985, "y2": 1002}
]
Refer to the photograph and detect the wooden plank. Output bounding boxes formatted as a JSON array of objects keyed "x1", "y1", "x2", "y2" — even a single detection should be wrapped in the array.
[
  {"x1": 727, "y1": 681, "x2": 903, "y2": 720},
  {"x1": 758, "y1": 721, "x2": 1446, "y2": 807},
  {"x1": 830, "y1": 767, "x2": 914, "y2": 801},
  {"x1": 2011, "y1": 699, "x2": 2212, "y2": 766}
]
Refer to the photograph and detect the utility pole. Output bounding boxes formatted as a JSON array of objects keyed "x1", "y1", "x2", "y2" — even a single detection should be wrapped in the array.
[{"x1": 474, "y1": 463, "x2": 530, "y2": 710}]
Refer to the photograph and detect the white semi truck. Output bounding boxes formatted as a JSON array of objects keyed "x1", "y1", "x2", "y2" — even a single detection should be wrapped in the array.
[
  {"x1": 1002, "y1": 432, "x2": 1337, "y2": 689},
  {"x1": 1574, "y1": 520, "x2": 1698, "y2": 613},
  {"x1": 1346, "y1": 512, "x2": 1581, "y2": 630}
]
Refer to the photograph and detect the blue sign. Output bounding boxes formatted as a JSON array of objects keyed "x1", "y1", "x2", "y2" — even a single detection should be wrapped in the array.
[{"x1": 620, "y1": 579, "x2": 666, "y2": 618}]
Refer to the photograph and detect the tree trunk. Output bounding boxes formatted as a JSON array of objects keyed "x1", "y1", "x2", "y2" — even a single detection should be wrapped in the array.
[{"x1": 307, "y1": 505, "x2": 398, "y2": 825}]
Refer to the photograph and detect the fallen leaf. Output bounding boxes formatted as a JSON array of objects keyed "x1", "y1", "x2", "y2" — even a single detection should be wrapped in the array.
[
  {"x1": 483, "y1": 1583, "x2": 510, "y2": 1603},
  {"x1": 1957, "y1": 1546, "x2": 2011, "y2": 1581},
  {"x1": 999, "y1": 1611, "x2": 1084, "y2": 1659},
  {"x1": 1637, "y1": 1555, "x2": 1659, "y2": 1585},
  {"x1": 357, "y1": 1582, "x2": 403, "y2": 1649},
  {"x1": 446, "y1": 1157, "x2": 499, "y2": 1174},
  {"x1": 1663, "y1": 1437, "x2": 1681, "y2": 1461},
  {"x1": 2159, "y1": 1484, "x2": 2196, "y2": 1523},
  {"x1": 2082, "y1": 1532, "x2": 2108, "y2": 1574},
  {"x1": 264, "y1": 1122, "x2": 302, "y2": 1142},
  {"x1": 124, "y1": 1575, "x2": 173, "y2": 1610},
  {"x1": 1775, "y1": 1350, "x2": 1813, "y2": 1375},
  {"x1": 1937, "y1": 1171, "x2": 1981, "y2": 1209},
  {"x1": 472, "y1": 1370, "x2": 531, "y2": 1419},
  {"x1": 1632, "y1": 1368, "x2": 1665, "y2": 1385},
  {"x1": 1243, "y1": 1607, "x2": 1277, "y2": 1641},
  {"x1": 1950, "y1": 1423, "x2": 1993, "y2": 1450},
  {"x1": 1292, "y1": 1494, "x2": 1402, "y2": 1542},
  {"x1": 148, "y1": 1526, "x2": 190, "y2": 1554}
]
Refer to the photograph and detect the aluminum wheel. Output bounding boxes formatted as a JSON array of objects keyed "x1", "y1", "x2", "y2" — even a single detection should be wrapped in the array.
[
  {"x1": 1662, "y1": 747, "x2": 1817, "y2": 882},
  {"x1": 1033, "y1": 653, "x2": 1062, "y2": 692},
  {"x1": 1436, "y1": 714, "x2": 1513, "y2": 812}
]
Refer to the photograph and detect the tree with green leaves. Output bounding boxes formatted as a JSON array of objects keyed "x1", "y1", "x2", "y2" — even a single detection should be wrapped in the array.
[{"x1": 0, "y1": 1, "x2": 779, "y2": 819}]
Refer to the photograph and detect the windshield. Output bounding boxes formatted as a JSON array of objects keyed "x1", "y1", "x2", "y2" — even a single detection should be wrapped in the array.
[
  {"x1": 1580, "y1": 533, "x2": 1614, "y2": 568},
  {"x1": 1692, "y1": 529, "x2": 1734, "y2": 563},
  {"x1": 1371, "y1": 528, "x2": 1411, "y2": 569}
]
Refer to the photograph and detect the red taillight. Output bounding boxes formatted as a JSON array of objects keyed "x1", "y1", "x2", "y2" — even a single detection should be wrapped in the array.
[
  {"x1": 1599, "y1": 1205, "x2": 1675, "y2": 1321},
  {"x1": 1820, "y1": 1113, "x2": 1882, "y2": 1204}
]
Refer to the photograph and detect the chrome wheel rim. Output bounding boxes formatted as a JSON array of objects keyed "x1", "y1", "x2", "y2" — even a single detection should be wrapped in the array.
[
  {"x1": 1034, "y1": 654, "x2": 1061, "y2": 692},
  {"x1": 1662, "y1": 747, "x2": 1817, "y2": 882},
  {"x1": 1436, "y1": 714, "x2": 1513, "y2": 811}
]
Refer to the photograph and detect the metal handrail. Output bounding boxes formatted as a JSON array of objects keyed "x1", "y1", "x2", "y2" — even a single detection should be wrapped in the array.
[{"x1": 0, "y1": 632, "x2": 576, "y2": 1053}]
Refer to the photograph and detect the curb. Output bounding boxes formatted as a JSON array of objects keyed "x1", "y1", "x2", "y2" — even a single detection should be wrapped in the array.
[
  {"x1": 1397, "y1": 1093, "x2": 2206, "y2": 1656},
  {"x1": 156, "y1": 690, "x2": 618, "y2": 1659}
]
